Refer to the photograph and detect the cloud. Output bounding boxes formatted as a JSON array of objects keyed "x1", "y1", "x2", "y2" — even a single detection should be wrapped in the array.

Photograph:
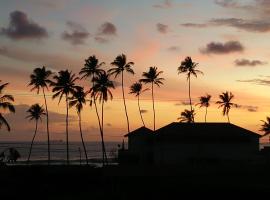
[
  {"x1": 200, "y1": 41, "x2": 244, "y2": 54},
  {"x1": 237, "y1": 78, "x2": 270, "y2": 86},
  {"x1": 167, "y1": 46, "x2": 180, "y2": 52},
  {"x1": 236, "y1": 104, "x2": 258, "y2": 112},
  {"x1": 106, "y1": 123, "x2": 112, "y2": 127},
  {"x1": 174, "y1": 101, "x2": 194, "y2": 106},
  {"x1": 94, "y1": 36, "x2": 109, "y2": 44},
  {"x1": 234, "y1": 59, "x2": 267, "y2": 67},
  {"x1": 181, "y1": 23, "x2": 208, "y2": 28},
  {"x1": 0, "y1": 10, "x2": 48, "y2": 40},
  {"x1": 98, "y1": 22, "x2": 117, "y2": 36},
  {"x1": 61, "y1": 21, "x2": 90, "y2": 45},
  {"x1": 140, "y1": 110, "x2": 148, "y2": 114},
  {"x1": 210, "y1": 18, "x2": 270, "y2": 33},
  {"x1": 156, "y1": 23, "x2": 169, "y2": 34},
  {"x1": 153, "y1": 0, "x2": 173, "y2": 9}
]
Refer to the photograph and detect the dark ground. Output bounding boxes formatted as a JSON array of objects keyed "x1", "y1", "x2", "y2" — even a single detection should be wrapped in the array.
[{"x1": 1, "y1": 164, "x2": 270, "y2": 199}]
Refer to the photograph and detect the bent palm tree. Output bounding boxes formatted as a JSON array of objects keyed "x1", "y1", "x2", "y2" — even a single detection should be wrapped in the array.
[
  {"x1": 196, "y1": 94, "x2": 211, "y2": 122},
  {"x1": 0, "y1": 80, "x2": 15, "y2": 131},
  {"x1": 216, "y1": 91, "x2": 237, "y2": 123},
  {"x1": 178, "y1": 109, "x2": 195, "y2": 123},
  {"x1": 108, "y1": 54, "x2": 134, "y2": 133},
  {"x1": 178, "y1": 57, "x2": 203, "y2": 113},
  {"x1": 69, "y1": 87, "x2": 89, "y2": 165},
  {"x1": 260, "y1": 117, "x2": 270, "y2": 137},
  {"x1": 51, "y1": 70, "x2": 79, "y2": 164},
  {"x1": 90, "y1": 71, "x2": 115, "y2": 165},
  {"x1": 140, "y1": 67, "x2": 164, "y2": 131},
  {"x1": 28, "y1": 66, "x2": 52, "y2": 164},
  {"x1": 26, "y1": 104, "x2": 45, "y2": 163},
  {"x1": 129, "y1": 82, "x2": 148, "y2": 127}
]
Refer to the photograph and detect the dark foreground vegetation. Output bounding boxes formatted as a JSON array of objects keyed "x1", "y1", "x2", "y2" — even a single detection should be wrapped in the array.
[{"x1": 1, "y1": 164, "x2": 270, "y2": 199}]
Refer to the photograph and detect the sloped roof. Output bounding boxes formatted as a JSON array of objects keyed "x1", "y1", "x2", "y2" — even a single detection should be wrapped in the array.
[
  {"x1": 124, "y1": 126, "x2": 153, "y2": 137},
  {"x1": 154, "y1": 122, "x2": 260, "y2": 142}
]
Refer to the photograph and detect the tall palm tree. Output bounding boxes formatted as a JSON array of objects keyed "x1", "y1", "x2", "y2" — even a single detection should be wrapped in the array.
[
  {"x1": 69, "y1": 86, "x2": 89, "y2": 165},
  {"x1": 51, "y1": 70, "x2": 80, "y2": 164},
  {"x1": 196, "y1": 94, "x2": 211, "y2": 122},
  {"x1": 90, "y1": 71, "x2": 115, "y2": 165},
  {"x1": 140, "y1": 66, "x2": 164, "y2": 131},
  {"x1": 26, "y1": 104, "x2": 45, "y2": 163},
  {"x1": 108, "y1": 54, "x2": 134, "y2": 133},
  {"x1": 28, "y1": 66, "x2": 52, "y2": 164},
  {"x1": 178, "y1": 57, "x2": 203, "y2": 113},
  {"x1": 260, "y1": 117, "x2": 270, "y2": 137},
  {"x1": 216, "y1": 91, "x2": 237, "y2": 123},
  {"x1": 178, "y1": 109, "x2": 195, "y2": 123},
  {"x1": 129, "y1": 82, "x2": 148, "y2": 127},
  {"x1": 0, "y1": 81, "x2": 15, "y2": 131}
]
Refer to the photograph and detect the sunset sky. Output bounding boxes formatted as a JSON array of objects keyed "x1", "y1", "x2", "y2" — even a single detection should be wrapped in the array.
[{"x1": 1, "y1": 0, "x2": 270, "y2": 142}]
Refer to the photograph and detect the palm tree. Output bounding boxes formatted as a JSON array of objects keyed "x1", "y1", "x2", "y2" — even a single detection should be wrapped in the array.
[
  {"x1": 69, "y1": 87, "x2": 89, "y2": 165},
  {"x1": 28, "y1": 66, "x2": 52, "y2": 164},
  {"x1": 129, "y1": 82, "x2": 148, "y2": 127},
  {"x1": 90, "y1": 71, "x2": 115, "y2": 165},
  {"x1": 0, "y1": 80, "x2": 15, "y2": 131},
  {"x1": 26, "y1": 104, "x2": 46, "y2": 163},
  {"x1": 196, "y1": 94, "x2": 211, "y2": 122},
  {"x1": 51, "y1": 70, "x2": 80, "y2": 164},
  {"x1": 140, "y1": 67, "x2": 164, "y2": 131},
  {"x1": 178, "y1": 109, "x2": 195, "y2": 123},
  {"x1": 260, "y1": 117, "x2": 270, "y2": 137},
  {"x1": 108, "y1": 54, "x2": 134, "y2": 133},
  {"x1": 216, "y1": 91, "x2": 237, "y2": 123},
  {"x1": 178, "y1": 57, "x2": 203, "y2": 113}
]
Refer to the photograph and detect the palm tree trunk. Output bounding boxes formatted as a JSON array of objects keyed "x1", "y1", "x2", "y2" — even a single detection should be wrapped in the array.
[
  {"x1": 121, "y1": 71, "x2": 130, "y2": 133},
  {"x1": 205, "y1": 107, "x2": 208, "y2": 123},
  {"x1": 42, "y1": 87, "x2": 50, "y2": 165},
  {"x1": 227, "y1": 114, "x2": 230, "y2": 123},
  {"x1": 79, "y1": 112, "x2": 88, "y2": 165},
  {"x1": 152, "y1": 82, "x2": 156, "y2": 131},
  {"x1": 27, "y1": 120, "x2": 38, "y2": 163},
  {"x1": 66, "y1": 94, "x2": 69, "y2": 165},
  {"x1": 101, "y1": 98, "x2": 108, "y2": 165},
  {"x1": 138, "y1": 95, "x2": 145, "y2": 127},
  {"x1": 188, "y1": 77, "x2": 192, "y2": 111}
]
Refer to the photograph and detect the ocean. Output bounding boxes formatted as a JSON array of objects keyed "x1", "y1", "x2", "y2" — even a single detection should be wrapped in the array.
[{"x1": 0, "y1": 141, "x2": 121, "y2": 165}]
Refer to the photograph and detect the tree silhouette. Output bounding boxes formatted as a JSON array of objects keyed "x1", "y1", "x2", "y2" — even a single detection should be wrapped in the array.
[
  {"x1": 51, "y1": 70, "x2": 80, "y2": 165},
  {"x1": 26, "y1": 104, "x2": 45, "y2": 163},
  {"x1": 140, "y1": 67, "x2": 164, "y2": 131},
  {"x1": 108, "y1": 54, "x2": 134, "y2": 133},
  {"x1": 28, "y1": 66, "x2": 52, "y2": 164},
  {"x1": 260, "y1": 117, "x2": 270, "y2": 137},
  {"x1": 129, "y1": 82, "x2": 149, "y2": 127},
  {"x1": 216, "y1": 91, "x2": 237, "y2": 123},
  {"x1": 178, "y1": 57, "x2": 203, "y2": 115},
  {"x1": 178, "y1": 109, "x2": 195, "y2": 123},
  {"x1": 0, "y1": 80, "x2": 15, "y2": 131},
  {"x1": 196, "y1": 94, "x2": 211, "y2": 122},
  {"x1": 90, "y1": 71, "x2": 115, "y2": 165},
  {"x1": 69, "y1": 86, "x2": 89, "y2": 165}
]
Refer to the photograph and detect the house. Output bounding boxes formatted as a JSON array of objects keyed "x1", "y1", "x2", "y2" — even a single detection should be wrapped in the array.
[{"x1": 120, "y1": 122, "x2": 261, "y2": 165}]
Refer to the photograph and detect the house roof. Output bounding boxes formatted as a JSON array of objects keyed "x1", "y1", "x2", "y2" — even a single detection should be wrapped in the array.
[
  {"x1": 154, "y1": 122, "x2": 260, "y2": 142},
  {"x1": 124, "y1": 126, "x2": 153, "y2": 137}
]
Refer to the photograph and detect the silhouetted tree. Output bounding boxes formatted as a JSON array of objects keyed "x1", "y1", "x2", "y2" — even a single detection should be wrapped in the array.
[
  {"x1": 26, "y1": 104, "x2": 45, "y2": 163},
  {"x1": 260, "y1": 117, "x2": 270, "y2": 136},
  {"x1": 178, "y1": 109, "x2": 195, "y2": 123},
  {"x1": 178, "y1": 57, "x2": 203, "y2": 114},
  {"x1": 129, "y1": 82, "x2": 148, "y2": 127},
  {"x1": 28, "y1": 66, "x2": 52, "y2": 164},
  {"x1": 216, "y1": 91, "x2": 237, "y2": 123},
  {"x1": 140, "y1": 67, "x2": 164, "y2": 131},
  {"x1": 196, "y1": 94, "x2": 211, "y2": 122},
  {"x1": 51, "y1": 70, "x2": 80, "y2": 164},
  {"x1": 69, "y1": 86, "x2": 89, "y2": 165},
  {"x1": 0, "y1": 80, "x2": 15, "y2": 131},
  {"x1": 90, "y1": 71, "x2": 115, "y2": 165},
  {"x1": 109, "y1": 54, "x2": 134, "y2": 133}
]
